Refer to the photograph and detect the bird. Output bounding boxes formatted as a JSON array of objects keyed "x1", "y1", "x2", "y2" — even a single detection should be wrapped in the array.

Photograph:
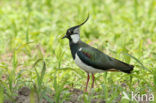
[{"x1": 62, "y1": 15, "x2": 134, "y2": 92}]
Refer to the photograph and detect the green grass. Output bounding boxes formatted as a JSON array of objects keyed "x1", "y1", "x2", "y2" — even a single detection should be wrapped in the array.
[{"x1": 0, "y1": 0, "x2": 156, "y2": 102}]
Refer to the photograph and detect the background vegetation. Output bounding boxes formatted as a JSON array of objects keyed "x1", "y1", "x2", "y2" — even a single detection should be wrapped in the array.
[{"x1": 0, "y1": 0, "x2": 156, "y2": 103}]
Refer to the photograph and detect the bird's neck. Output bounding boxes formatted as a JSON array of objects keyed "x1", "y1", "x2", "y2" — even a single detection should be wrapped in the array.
[{"x1": 69, "y1": 41, "x2": 80, "y2": 59}]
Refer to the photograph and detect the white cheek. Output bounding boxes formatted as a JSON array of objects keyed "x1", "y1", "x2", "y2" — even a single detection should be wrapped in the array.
[{"x1": 71, "y1": 35, "x2": 80, "y2": 43}]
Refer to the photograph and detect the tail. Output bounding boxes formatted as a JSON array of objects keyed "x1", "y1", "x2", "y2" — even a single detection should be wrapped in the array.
[
  {"x1": 121, "y1": 65, "x2": 134, "y2": 74},
  {"x1": 117, "y1": 60, "x2": 134, "y2": 74}
]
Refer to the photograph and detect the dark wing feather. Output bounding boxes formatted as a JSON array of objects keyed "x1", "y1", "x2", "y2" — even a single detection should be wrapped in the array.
[{"x1": 77, "y1": 46, "x2": 133, "y2": 73}]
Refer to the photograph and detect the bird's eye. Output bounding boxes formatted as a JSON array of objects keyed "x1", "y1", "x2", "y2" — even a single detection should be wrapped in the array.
[
  {"x1": 68, "y1": 30, "x2": 73, "y2": 34},
  {"x1": 67, "y1": 30, "x2": 70, "y2": 34}
]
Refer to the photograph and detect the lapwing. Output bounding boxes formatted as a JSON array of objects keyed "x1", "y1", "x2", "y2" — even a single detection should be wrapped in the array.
[{"x1": 62, "y1": 15, "x2": 134, "y2": 92}]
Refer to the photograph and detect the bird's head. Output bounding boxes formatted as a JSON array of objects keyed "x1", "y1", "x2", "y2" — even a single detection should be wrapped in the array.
[{"x1": 62, "y1": 15, "x2": 89, "y2": 43}]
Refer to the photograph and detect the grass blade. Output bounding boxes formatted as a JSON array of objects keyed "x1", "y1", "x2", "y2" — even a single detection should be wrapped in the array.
[
  {"x1": 123, "y1": 53, "x2": 151, "y2": 72},
  {"x1": 0, "y1": 85, "x2": 4, "y2": 103}
]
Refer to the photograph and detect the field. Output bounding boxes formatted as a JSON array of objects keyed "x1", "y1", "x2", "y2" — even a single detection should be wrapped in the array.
[{"x1": 0, "y1": 0, "x2": 156, "y2": 103}]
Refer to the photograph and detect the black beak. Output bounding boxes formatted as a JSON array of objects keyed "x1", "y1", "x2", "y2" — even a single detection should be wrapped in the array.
[{"x1": 62, "y1": 35, "x2": 67, "y2": 39}]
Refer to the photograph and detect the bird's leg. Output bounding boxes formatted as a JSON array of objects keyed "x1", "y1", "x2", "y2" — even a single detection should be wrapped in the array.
[
  {"x1": 85, "y1": 73, "x2": 90, "y2": 92},
  {"x1": 91, "y1": 73, "x2": 95, "y2": 88}
]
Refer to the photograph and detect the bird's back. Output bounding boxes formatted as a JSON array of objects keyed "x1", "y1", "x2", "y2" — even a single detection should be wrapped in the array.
[{"x1": 75, "y1": 41, "x2": 134, "y2": 73}]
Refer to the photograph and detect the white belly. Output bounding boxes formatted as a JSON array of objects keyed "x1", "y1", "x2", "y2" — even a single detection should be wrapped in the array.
[{"x1": 74, "y1": 53, "x2": 104, "y2": 73}]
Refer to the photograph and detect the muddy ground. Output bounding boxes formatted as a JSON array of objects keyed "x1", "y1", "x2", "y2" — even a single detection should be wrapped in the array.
[{"x1": 4, "y1": 87, "x2": 106, "y2": 103}]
